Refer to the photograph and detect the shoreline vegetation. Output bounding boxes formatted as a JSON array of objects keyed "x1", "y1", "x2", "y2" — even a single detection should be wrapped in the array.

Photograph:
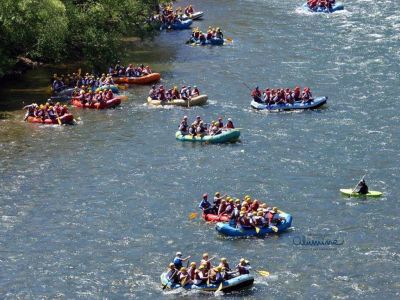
[{"x1": 0, "y1": 0, "x2": 166, "y2": 80}]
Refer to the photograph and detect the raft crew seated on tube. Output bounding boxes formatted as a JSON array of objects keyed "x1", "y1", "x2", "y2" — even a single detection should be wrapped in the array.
[
  {"x1": 149, "y1": 84, "x2": 200, "y2": 102},
  {"x1": 74, "y1": 86, "x2": 114, "y2": 105},
  {"x1": 199, "y1": 193, "x2": 285, "y2": 229},
  {"x1": 187, "y1": 26, "x2": 224, "y2": 44},
  {"x1": 251, "y1": 85, "x2": 313, "y2": 105},
  {"x1": 307, "y1": 0, "x2": 336, "y2": 10},
  {"x1": 109, "y1": 62, "x2": 152, "y2": 77},
  {"x1": 51, "y1": 72, "x2": 115, "y2": 93},
  {"x1": 179, "y1": 116, "x2": 235, "y2": 136},
  {"x1": 165, "y1": 252, "x2": 251, "y2": 287},
  {"x1": 23, "y1": 101, "x2": 70, "y2": 121},
  {"x1": 157, "y1": 4, "x2": 199, "y2": 27}
]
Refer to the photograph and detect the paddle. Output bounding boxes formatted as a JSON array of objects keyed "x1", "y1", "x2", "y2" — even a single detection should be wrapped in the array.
[
  {"x1": 256, "y1": 270, "x2": 270, "y2": 277},
  {"x1": 189, "y1": 212, "x2": 198, "y2": 220},
  {"x1": 351, "y1": 174, "x2": 366, "y2": 194},
  {"x1": 225, "y1": 37, "x2": 233, "y2": 43},
  {"x1": 162, "y1": 270, "x2": 177, "y2": 290},
  {"x1": 57, "y1": 117, "x2": 62, "y2": 125},
  {"x1": 271, "y1": 226, "x2": 278, "y2": 233},
  {"x1": 216, "y1": 281, "x2": 224, "y2": 293}
]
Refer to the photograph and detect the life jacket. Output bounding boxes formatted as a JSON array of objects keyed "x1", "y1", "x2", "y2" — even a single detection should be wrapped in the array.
[
  {"x1": 236, "y1": 264, "x2": 249, "y2": 275},
  {"x1": 252, "y1": 89, "x2": 261, "y2": 98},
  {"x1": 250, "y1": 203, "x2": 259, "y2": 211},
  {"x1": 218, "y1": 202, "x2": 227, "y2": 215},
  {"x1": 200, "y1": 259, "x2": 211, "y2": 271},
  {"x1": 106, "y1": 91, "x2": 113, "y2": 100},
  {"x1": 226, "y1": 121, "x2": 234, "y2": 129},
  {"x1": 188, "y1": 267, "x2": 196, "y2": 280}
]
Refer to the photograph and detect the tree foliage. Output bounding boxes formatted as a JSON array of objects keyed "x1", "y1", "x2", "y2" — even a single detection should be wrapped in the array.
[{"x1": 0, "y1": 0, "x2": 161, "y2": 77}]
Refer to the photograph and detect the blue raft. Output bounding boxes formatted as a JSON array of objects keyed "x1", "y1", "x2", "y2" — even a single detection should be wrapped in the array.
[
  {"x1": 215, "y1": 212, "x2": 293, "y2": 237},
  {"x1": 189, "y1": 37, "x2": 225, "y2": 46},
  {"x1": 250, "y1": 96, "x2": 327, "y2": 111},
  {"x1": 301, "y1": 2, "x2": 344, "y2": 13},
  {"x1": 162, "y1": 19, "x2": 193, "y2": 30},
  {"x1": 175, "y1": 129, "x2": 240, "y2": 144},
  {"x1": 161, "y1": 273, "x2": 254, "y2": 292}
]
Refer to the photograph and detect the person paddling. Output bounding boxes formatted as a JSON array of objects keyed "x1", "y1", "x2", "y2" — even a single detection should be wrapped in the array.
[
  {"x1": 354, "y1": 179, "x2": 369, "y2": 195},
  {"x1": 199, "y1": 193, "x2": 215, "y2": 215},
  {"x1": 251, "y1": 86, "x2": 263, "y2": 103},
  {"x1": 173, "y1": 252, "x2": 191, "y2": 270}
]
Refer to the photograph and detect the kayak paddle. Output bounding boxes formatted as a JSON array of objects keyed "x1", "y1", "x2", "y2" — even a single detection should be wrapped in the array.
[{"x1": 351, "y1": 174, "x2": 366, "y2": 193}]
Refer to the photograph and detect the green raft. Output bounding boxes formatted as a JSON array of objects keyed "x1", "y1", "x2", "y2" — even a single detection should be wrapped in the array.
[
  {"x1": 175, "y1": 129, "x2": 240, "y2": 144},
  {"x1": 340, "y1": 189, "x2": 383, "y2": 197}
]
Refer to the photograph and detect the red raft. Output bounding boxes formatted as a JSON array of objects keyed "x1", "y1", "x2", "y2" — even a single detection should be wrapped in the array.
[
  {"x1": 26, "y1": 114, "x2": 74, "y2": 125},
  {"x1": 113, "y1": 73, "x2": 161, "y2": 85},
  {"x1": 71, "y1": 97, "x2": 121, "y2": 109},
  {"x1": 202, "y1": 212, "x2": 230, "y2": 222}
]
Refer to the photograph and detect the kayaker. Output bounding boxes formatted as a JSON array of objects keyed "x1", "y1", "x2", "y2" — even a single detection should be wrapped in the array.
[
  {"x1": 166, "y1": 263, "x2": 179, "y2": 284},
  {"x1": 251, "y1": 86, "x2": 263, "y2": 103},
  {"x1": 199, "y1": 193, "x2": 215, "y2": 214},
  {"x1": 173, "y1": 252, "x2": 191, "y2": 270},
  {"x1": 226, "y1": 118, "x2": 235, "y2": 129},
  {"x1": 354, "y1": 179, "x2": 369, "y2": 194},
  {"x1": 178, "y1": 267, "x2": 193, "y2": 286}
]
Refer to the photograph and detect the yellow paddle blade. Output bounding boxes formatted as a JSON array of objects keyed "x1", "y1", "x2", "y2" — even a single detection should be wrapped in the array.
[
  {"x1": 272, "y1": 226, "x2": 278, "y2": 233},
  {"x1": 216, "y1": 282, "x2": 224, "y2": 292},
  {"x1": 256, "y1": 270, "x2": 270, "y2": 277},
  {"x1": 117, "y1": 84, "x2": 128, "y2": 90},
  {"x1": 119, "y1": 95, "x2": 128, "y2": 101},
  {"x1": 226, "y1": 37, "x2": 233, "y2": 43},
  {"x1": 255, "y1": 226, "x2": 260, "y2": 233},
  {"x1": 189, "y1": 212, "x2": 198, "y2": 220}
]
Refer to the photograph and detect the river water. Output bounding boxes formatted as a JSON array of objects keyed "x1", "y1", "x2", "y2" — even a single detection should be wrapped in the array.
[{"x1": 0, "y1": 0, "x2": 399, "y2": 299}]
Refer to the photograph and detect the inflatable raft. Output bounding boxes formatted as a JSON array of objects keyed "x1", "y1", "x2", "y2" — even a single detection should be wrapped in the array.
[
  {"x1": 176, "y1": 129, "x2": 240, "y2": 144},
  {"x1": 51, "y1": 85, "x2": 119, "y2": 101},
  {"x1": 251, "y1": 96, "x2": 327, "y2": 111},
  {"x1": 160, "y1": 273, "x2": 254, "y2": 292},
  {"x1": 215, "y1": 211, "x2": 292, "y2": 237},
  {"x1": 26, "y1": 113, "x2": 74, "y2": 125},
  {"x1": 189, "y1": 37, "x2": 225, "y2": 46},
  {"x1": 71, "y1": 97, "x2": 121, "y2": 109},
  {"x1": 202, "y1": 212, "x2": 230, "y2": 222},
  {"x1": 181, "y1": 11, "x2": 204, "y2": 21},
  {"x1": 301, "y1": 2, "x2": 344, "y2": 13},
  {"x1": 161, "y1": 19, "x2": 193, "y2": 30},
  {"x1": 147, "y1": 95, "x2": 208, "y2": 107},
  {"x1": 112, "y1": 73, "x2": 161, "y2": 85},
  {"x1": 340, "y1": 189, "x2": 383, "y2": 197}
]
